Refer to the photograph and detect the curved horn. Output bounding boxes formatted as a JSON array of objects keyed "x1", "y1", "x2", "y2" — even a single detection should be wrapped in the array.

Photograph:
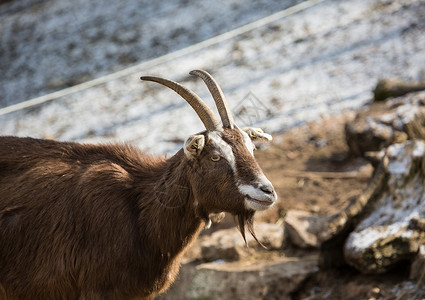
[
  {"x1": 140, "y1": 76, "x2": 221, "y2": 131},
  {"x1": 190, "y1": 70, "x2": 235, "y2": 129}
]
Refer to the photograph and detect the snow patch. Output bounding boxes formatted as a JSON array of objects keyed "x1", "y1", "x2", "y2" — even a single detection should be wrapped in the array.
[
  {"x1": 0, "y1": 0, "x2": 424, "y2": 155},
  {"x1": 345, "y1": 140, "x2": 425, "y2": 253},
  {"x1": 346, "y1": 222, "x2": 412, "y2": 251}
]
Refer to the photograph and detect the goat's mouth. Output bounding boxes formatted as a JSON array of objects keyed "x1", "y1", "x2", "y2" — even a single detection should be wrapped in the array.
[{"x1": 245, "y1": 196, "x2": 275, "y2": 211}]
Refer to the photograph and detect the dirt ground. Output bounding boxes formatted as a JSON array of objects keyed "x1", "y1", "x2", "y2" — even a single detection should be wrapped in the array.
[
  {"x1": 255, "y1": 112, "x2": 372, "y2": 224},
  {"x1": 251, "y1": 112, "x2": 424, "y2": 299}
]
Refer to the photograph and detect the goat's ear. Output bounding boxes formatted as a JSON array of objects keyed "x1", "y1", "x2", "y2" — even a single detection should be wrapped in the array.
[
  {"x1": 184, "y1": 134, "x2": 205, "y2": 159},
  {"x1": 242, "y1": 127, "x2": 272, "y2": 143}
]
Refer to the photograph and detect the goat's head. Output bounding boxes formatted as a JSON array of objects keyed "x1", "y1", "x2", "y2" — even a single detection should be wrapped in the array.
[{"x1": 141, "y1": 70, "x2": 277, "y2": 242}]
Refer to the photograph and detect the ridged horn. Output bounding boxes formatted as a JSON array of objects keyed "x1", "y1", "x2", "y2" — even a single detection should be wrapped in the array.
[
  {"x1": 190, "y1": 70, "x2": 235, "y2": 129},
  {"x1": 140, "y1": 76, "x2": 221, "y2": 131}
]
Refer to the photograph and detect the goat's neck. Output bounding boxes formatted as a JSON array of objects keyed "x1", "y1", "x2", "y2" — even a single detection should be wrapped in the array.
[{"x1": 137, "y1": 150, "x2": 204, "y2": 260}]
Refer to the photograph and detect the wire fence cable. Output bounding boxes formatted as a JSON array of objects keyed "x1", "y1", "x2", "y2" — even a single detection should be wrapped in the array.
[{"x1": 0, "y1": 0, "x2": 325, "y2": 116}]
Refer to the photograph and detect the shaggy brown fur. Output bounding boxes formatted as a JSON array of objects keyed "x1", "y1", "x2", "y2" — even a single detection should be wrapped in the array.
[{"x1": 0, "y1": 129, "x2": 267, "y2": 299}]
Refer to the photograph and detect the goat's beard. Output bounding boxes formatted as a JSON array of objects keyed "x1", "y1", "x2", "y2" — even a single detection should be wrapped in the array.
[{"x1": 236, "y1": 210, "x2": 266, "y2": 248}]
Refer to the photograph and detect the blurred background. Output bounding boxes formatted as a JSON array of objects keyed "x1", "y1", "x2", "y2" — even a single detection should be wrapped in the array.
[
  {"x1": 1, "y1": 0, "x2": 302, "y2": 107},
  {"x1": 1, "y1": 0, "x2": 424, "y2": 153}
]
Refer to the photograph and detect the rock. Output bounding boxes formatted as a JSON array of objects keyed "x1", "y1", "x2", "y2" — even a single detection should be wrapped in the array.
[
  {"x1": 185, "y1": 256, "x2": 318, "y2": 300},
  {"x1": 374, "y1": 78, "x2": 425, "y2": 102},
  {"x1": 345, "y1": 91, "x2": 425, "y2": 156},
  {"x1": 345, "y1": 117, "x2": 395, "y2": 156},
  {"x1": 343, "y1": 140, "x2": 425, "y2": 274},
  {"x1": 284, "y1": 210, "x2": 327, "y2": 249},
  {"x1": 410, "y1": 245, "x2": 425, "y2": 284},
  {"x1": 319, "y1": 152, "x2": 388, "y2": 268},
  {"x1": 200, "y1": 223, "x2": 284, "y2": 262},
  {"x1": 156, "y1": 261, "x2": 198, "y2": 300}
]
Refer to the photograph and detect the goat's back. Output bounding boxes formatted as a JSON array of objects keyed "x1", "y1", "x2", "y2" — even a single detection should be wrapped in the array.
[{"x1": 0, "y1": 136, "x2": 156, "y2": 299}]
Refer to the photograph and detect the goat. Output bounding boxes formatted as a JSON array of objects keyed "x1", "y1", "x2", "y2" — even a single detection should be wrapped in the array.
[{"x1": 0, "y1": 70, "x2": 277, "y2": 300}]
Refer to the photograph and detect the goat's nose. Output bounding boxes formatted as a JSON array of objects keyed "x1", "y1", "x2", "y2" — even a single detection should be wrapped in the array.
[{"x1": 260, "y1": 184, "x2": 274, "y2": 195}]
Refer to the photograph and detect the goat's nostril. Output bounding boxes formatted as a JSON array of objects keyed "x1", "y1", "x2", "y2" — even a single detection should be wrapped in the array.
[{"x1": 260, "y1": 185, "x2": 274, "y2": 195}]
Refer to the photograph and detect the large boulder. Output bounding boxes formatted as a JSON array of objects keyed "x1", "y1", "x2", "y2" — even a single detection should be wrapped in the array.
[
  {"x1": 320, "y1": 139, "x2": 425, "y2": 273},
  {"x1": 200, "y1": 223, "x2": 284, "y2": 262},
  {"x1": 343, "y1": 140, "x2": 425, "y2": 273},
  {"x1": 185, "y1": 256, "x2": 318, "y2": 300},
  {"x1": 345, "y1": 91, "x2": 425, "y2": 156},
  {"x1": 157, "y1": 224, "x2": 309, "y2": 300},
  {"x1": 284, "y1": 210, "x2": 327, "y2": 249}
]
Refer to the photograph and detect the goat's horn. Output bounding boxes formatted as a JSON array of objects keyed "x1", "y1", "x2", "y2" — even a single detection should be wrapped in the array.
[
  {"x1": 190, "y1": 70, "x2": 235, "y2": 129},
  {"x1": 140, "y1": 76, "x2": 221, "y2": 131}
]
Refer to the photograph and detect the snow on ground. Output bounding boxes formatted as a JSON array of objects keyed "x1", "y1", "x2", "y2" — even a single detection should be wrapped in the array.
[
  {"x1": 0, "y1": 0, "x2": 301, "y2": 107},
  {"x1": 1, "y1": 0, "x2": 424, "y2": 155}
]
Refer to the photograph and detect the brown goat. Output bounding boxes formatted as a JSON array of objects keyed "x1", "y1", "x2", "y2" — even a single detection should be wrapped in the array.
[{"x1": 0, "y1": 70, "x2": 277, "y2": 300}]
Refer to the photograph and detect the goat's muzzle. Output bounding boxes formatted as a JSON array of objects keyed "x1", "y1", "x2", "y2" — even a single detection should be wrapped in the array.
[{"x1": 239, "y1": 180, "x2": 277, "y2": 211}]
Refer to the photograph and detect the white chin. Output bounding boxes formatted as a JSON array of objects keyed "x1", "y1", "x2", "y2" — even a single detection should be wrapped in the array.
[{"x1": 245, "y1": 197, "x2": 275, "y2": 211}]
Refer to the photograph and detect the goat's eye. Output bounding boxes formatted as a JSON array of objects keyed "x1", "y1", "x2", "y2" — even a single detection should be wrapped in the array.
[{"x1": 210, "y1": 154, "x2": 221, "y2": 162}]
